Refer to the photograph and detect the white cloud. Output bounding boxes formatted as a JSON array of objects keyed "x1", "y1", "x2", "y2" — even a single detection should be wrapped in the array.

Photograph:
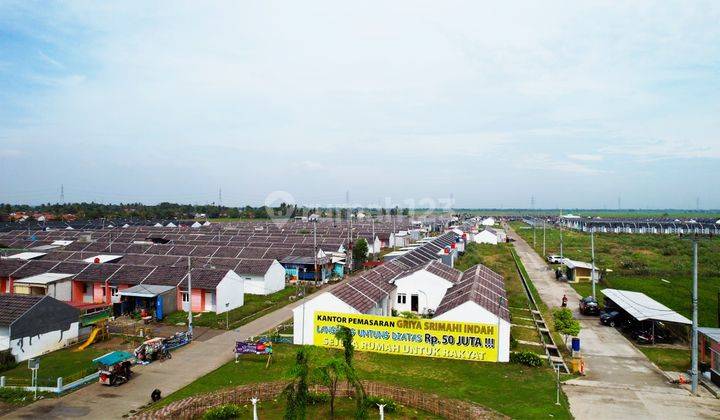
[
  {"x1": 1, "y1": 1, "x2": 719, "y2": 207},
  {"x1": 0, "y1": 149, "x2": 23, "y2": 158},
  {"x1": 568, "y1": 154, "x2": 603, "y2": 162},
  {"x1": 297, "y1": 160, "x2": 324, "y2": 171}
]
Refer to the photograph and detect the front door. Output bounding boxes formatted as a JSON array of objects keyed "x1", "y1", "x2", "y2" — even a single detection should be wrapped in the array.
[{"x1": 411, "y1": 294, "x2": 419, "y2": 312}]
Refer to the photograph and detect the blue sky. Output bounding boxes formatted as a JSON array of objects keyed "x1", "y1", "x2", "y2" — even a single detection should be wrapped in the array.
[{"x1": 1, "y1": 1, "x2": 719, "y2": 209}]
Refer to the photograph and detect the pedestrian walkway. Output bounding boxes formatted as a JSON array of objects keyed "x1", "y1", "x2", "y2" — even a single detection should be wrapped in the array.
[
  {"x1": 507, "y1": 226, "x2": 720, "y2": 420},
  {"x1": 5, "y1": 281, "x2": 346, "y2": 419}
]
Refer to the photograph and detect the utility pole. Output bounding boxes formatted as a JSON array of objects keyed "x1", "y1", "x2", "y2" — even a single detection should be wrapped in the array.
[
  {"x1": 371, "y1": 217, "x2": 376, "y2": 259},
  {"x1": 591, "y1": 227, "x2": 596, "y2": 300},
  {"x1": 187, "y1": 256, "x2": 193, "y2": 338},
  {"x1": 559, "y1": 209, "x2": 564, "y2": 260},
  {"x1": 691, "y1": 238, "x2": 698, "y2": 395},
  {"x1": 218, "y1": 186, "x2": 222, "y2": 208},
  {"x1": 313, "y1": 218, "x2": 318, "y2": 286},
  {"x1": 543, "y1": 219, "x2": 546, "y2": 257},
  {"x1": 532, "y1": 196, "x2": 536, "y2": 249}
]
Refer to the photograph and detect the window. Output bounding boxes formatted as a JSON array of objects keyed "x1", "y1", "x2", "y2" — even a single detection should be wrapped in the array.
[
  {"x1": 397, "y1": 293, "x2": 407, "y2": 304},
  {"x1": 181, "y1": 291, "x2": 190, "y2": 303},
  {"x1": 110, "y1": 286, "x2": 119, "y2": 297},
  {"x1": 82, "y1": 283, "x2": 89, "y2": 294},
  {"x1": 102, "y1": 286, "x2": 106, "y2": 297}
]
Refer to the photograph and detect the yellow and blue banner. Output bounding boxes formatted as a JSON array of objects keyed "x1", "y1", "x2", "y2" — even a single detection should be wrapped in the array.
[{"x1": 313, "y1": 311, "x2": 499, "y2": 362}]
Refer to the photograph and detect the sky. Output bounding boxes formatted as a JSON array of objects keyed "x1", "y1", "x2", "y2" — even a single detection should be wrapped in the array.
[{"x1": 0, "y1": 1, "x2": 719, "y2": 210}]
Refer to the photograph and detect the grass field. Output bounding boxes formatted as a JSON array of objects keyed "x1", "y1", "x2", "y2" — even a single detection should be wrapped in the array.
[
  {"x1": 163, "y1": 286, "x2": 305, "y2": 330},
  {"x1": 154, "y1": 343, "x2": 571, "y2": 419},
  {"x1": 637, "y1": 346, "x2": 691, "y2": 372},
  {"x1": 0, "y1": 346, "x2": 106, "y2": 387},
  {"x1": 509, "y1": 221, "x2": 720, "y2": 327}
]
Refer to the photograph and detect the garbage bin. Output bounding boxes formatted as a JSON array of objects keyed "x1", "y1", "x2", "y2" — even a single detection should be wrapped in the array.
[{"x1": 571, "y1": 337, "x2": 580, "y2": 352}]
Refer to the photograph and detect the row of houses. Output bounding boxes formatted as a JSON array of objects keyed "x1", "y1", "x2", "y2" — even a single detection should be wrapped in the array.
[
  {"x1": 293, "y1": 231, "x2": 512, "y2": 362},
  {"x1": 553, "y1": 217, "x2": 720, "y2": 236}
]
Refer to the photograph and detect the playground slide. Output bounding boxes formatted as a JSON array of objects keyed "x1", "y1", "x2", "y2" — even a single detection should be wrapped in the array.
[{"x1": 77, "y1": 327, "x2": 100, "y2": 351}]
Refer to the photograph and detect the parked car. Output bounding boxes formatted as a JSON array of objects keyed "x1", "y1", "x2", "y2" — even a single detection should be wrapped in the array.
[
  {"x1": 547, "y1": 255, "x2": 563, "y2": 264},
  {"x1": 579, "y1": 296, "x2": 600, "y2": 315},
  {"x1": 632, "y1": 323, "x2": 674, "y2": 344},
  {"x1": 600, "y1": 310, "x2": 628, "y2": 327}
]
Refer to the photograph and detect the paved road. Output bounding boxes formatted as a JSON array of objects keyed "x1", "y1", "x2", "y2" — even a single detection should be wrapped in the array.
[
  {"x1": 508, "y1": 226, "x2": 720, "y2": 419},
  {"x1": 6, "y1": 282, "x2": 344, "y2": 419}
]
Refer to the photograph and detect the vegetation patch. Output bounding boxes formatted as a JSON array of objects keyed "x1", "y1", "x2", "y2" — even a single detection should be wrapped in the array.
[
  {"x1": 163, "y1": 286, "x2": 304, "y2": 330},
  {"x1": 154, "y1": 343, "x2": 571, "y2": 419}
]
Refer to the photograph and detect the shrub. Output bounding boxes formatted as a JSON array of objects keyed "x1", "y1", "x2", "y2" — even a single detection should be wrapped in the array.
[
  {"x1": 399, "y1": 311, "x2": 418, "y2": 319},
  {"x1": 203, "y1": 404, "x2": 244, "y2": 420},
  {"x1": 0, "y1": 350, "x2": 17, "y2": 371},
  {"x1": 510, "y1": 334, "x2": 518, "y2": 350},
  {"x1": 510, "y1": 351, "x2": 543, "y2": 367},
  {"x1": 0, "y1": 388, "x2": 35, "y2": 405},
  {"x1": 307, "y1": 392, "x2": 329, "y2": 405},
  {"x1": 364, "y1": 396, "x2": 397, "y2": 412}
]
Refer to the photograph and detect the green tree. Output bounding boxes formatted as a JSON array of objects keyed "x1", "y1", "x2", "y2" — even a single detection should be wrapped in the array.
[
  {"x1": 352, "y1": 239, "x2": 369, "y2": 267},
  {"x1": 283, "y1": 348, "x2": 311, "y2": 420},
  {"x1": 313, "y1": 358, "x2": 353, "y2": 419},
  {"x1": 553, "y1": 308, "x2": 581, "y2": 345},
  {"x1": 334, "y1": 326, "x2": 366, "y2": 419}
]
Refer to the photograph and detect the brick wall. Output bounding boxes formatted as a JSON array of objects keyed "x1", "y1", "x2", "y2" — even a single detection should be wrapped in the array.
[{"x1": 134, "y1": 380, "x2": 508, "y2": 420}]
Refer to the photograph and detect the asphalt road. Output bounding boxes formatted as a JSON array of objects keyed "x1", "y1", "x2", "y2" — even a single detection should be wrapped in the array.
[
  {"x1": 5, "y1": 281, "x2": 346, "y2": 419},
  {"x1": 508, "y1": 226, "x2": 720, "y2": 419}
]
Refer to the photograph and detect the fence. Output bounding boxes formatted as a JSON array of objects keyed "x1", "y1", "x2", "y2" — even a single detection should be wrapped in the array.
[
  {"x1": 0, "y1": 367, "x2": 99, "y2": 394},
  {"x1": 134, "y1": 380, "x2": 509, "y2": 420}
]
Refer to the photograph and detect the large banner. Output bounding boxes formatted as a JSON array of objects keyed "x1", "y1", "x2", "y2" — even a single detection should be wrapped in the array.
[{"x1": 313, "y1": 311, "x2": 499, "y2": 362}]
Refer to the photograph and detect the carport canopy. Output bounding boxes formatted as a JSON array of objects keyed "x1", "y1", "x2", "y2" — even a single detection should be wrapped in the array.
[
  {"x1": 118, "y1": 284, "x2": 175, "y2": 298},
  {"x1": 601, "y1": 288, "x2": 691, "y2": 325}
]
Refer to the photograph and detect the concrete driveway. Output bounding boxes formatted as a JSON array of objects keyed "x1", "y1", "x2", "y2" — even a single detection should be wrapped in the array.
[
  {"x1": 5, "y1": 281, "x2": 347, "y2": 419},
  {"x1": 508, "y1": 226, "x2": 720, "y2": 419}
]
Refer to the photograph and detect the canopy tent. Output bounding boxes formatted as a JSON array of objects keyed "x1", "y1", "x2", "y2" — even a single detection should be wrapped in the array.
[
  {"x1": 118, "y1": 284, "x2": 175, "y2": 298},
  {"x1": 166, "y1": 222, "x2": 177, "y2": 228},
  {"x1": 601, "y1": 288, "x2": 691, "y2": 325},
  {"x1": 191, "y1": 221, "x2": 202, "y2": 228},
  {"x1": 93, "y1": 350, "x2": 134, "y2": 366}
]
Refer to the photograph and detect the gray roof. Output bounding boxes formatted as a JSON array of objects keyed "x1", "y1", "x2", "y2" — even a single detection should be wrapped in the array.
[
  {"x1": 434, "y1": 264, "x2": 510, "y2": 321},
  {"x1": 0, "y1": 295, "x2": 44, "y2": 325},
  {"x1": 119, "y1": 284, "x2": 175, "y2": 298}
]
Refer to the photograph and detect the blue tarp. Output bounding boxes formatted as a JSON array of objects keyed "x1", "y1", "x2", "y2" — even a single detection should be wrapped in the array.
[{"x1": 93, "y1": 351, "x2": 134, "y2": 366}]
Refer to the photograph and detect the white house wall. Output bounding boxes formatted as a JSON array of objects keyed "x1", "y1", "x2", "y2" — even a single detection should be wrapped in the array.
[
  {"x1": 434, "y1": 301, "x2": 510, "y2": 362},
  {"x1": 215, "y1": 271, "x2": 244, "y2": 314},
  {"x1": 46, "y1": 281, "x2": 72, "y2": 302},
  {"x1": 393, "y1": 271, "x2": 454, "y2": 314},
  {"x1": 293, "y1": 292, "x2": 358, "y2": 345},
  {"x1": 264, "y1": 260, "x2": 287, "y2": 294},
  {"x1": 7, "y1": 322, "x2": 79, "y2": 362},
  {"x1": 474, "y1": 231, "x2": 498, "y2": 245},
  {"x1": 242, "y1": 275, "x2": 268, "y2": 295}
]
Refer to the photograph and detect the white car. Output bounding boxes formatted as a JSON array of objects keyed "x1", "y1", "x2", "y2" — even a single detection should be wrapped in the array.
[{"x1": 547, "y1": 255, "x2": 563, "y2": 264}]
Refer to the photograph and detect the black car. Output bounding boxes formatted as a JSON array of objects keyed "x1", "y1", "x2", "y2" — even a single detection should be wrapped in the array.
[
  {"x1": 632, "y1": 323, "x2": 674, "y2": 344},
  {"x1": 600, "y1": 310, "x2": 626, "y2": 327},
  {"x1": 579, "y1": 296, "x2": 600, "y2": 315}
]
